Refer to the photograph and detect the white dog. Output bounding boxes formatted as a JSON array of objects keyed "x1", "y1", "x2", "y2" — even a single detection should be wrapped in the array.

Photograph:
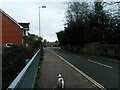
[{"x1": 56, "y1": 74, "x2": 65, "y2": 88}]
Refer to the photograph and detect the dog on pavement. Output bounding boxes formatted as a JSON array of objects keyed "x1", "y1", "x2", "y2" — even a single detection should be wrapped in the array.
[{"x1": 56, "y1": 74, "x2": 65, "y2": 89}]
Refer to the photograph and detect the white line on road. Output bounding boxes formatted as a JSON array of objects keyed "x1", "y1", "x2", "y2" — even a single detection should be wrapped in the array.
[
  {"x1": 49, "y1": 49, "x2": 107, "y2": 90},
  {"x1": 88, "y1": 59, "x2": 113, "y2": 69}
]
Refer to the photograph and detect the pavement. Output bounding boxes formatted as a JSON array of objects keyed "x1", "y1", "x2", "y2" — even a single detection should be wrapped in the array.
[{"x1": 35, "y1": 48, "x2": 98, "y2": 89}]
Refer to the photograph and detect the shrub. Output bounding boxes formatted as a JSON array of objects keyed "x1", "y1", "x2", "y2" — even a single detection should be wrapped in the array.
[{"x1": 2, "y1": 46, "x2": 35, "y2": 89}]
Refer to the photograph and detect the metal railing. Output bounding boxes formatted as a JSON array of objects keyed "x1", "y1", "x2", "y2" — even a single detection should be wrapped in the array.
[{"x1": 8, "y1": 49, "x2": 41, "y2": 90}]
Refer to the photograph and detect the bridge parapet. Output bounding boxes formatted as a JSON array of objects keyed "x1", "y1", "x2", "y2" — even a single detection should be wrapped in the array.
[{"x1": 8, "y1": 49, "x2": 41, "y2": 90}]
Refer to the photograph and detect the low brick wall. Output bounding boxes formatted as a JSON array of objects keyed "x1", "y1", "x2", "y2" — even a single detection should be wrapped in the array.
[
  {"x1": 61, "y1": 43, "x2": 120, "y2": 60},
  {"x1": 97, "y1": 45, "x2": 120, "y2": 58}
]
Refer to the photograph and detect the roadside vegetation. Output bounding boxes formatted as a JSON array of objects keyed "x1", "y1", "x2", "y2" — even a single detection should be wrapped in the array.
[
  {"x1": 2, "y1": 34, "x2": 42, "y2": 89},
  {"x1": 56, "y1": 1, "x2": 120, "y2": 59}
]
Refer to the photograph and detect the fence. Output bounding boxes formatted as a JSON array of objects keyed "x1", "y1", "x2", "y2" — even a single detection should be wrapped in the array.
[{"x1": 8, "y1": 49, "x2": 41, "y2": 90}]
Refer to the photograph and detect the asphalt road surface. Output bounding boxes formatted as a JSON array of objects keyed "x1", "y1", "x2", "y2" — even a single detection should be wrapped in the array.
[{"x1": 50, "y1": 47, "x2": 120, "y2": 89}]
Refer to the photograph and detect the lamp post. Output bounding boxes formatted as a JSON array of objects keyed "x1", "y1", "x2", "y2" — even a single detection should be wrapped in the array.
[
  {"x1": 39, "y1": 6, "x2": 46, "y2": 50},
  {"x1": 39, "y1": 6, "x2": 46, "y2": 37}
]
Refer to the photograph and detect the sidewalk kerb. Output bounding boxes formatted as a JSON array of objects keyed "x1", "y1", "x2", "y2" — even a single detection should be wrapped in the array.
[{"x1": 49, "y1": 49, "x2": 107, "y2": 90}]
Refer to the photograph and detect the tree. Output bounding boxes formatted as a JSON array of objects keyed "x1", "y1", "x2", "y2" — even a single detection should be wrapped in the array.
[
  {"x1": 92, "y1": 1, "x2": 108, "y2": 42},
  {"x1": 56, "y1": 30, "x2": 66, "y2": 45},
  {"x1": 100, "y1": 1, "x2": 120, "y2": 44},
  {"x1": 65, "y1": 2, "x2": 88, "y2": 45},
  {"x1": 57, "y1": 1, "x2": 120, "y2": 46},
  {"x1": 23, "y1": 34, "x2": 42, "y2": 48}
]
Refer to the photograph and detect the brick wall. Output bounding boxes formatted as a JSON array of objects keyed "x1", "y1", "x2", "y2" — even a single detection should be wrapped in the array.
[{"x1": 2, "y1": 13, "x2": 23, "y2": 45}]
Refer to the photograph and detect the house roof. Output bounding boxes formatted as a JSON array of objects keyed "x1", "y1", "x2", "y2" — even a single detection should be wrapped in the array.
[
  {"x1": 0, "y1": 9, "x2": 23, "y2": 29},
  {"x1": 18, "y1": 23, "x2": 30, "y2": 31}
]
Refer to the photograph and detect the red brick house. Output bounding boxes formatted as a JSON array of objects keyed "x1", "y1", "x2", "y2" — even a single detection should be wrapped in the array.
[{"x1": 0, "y1": 9, "x2": 24, "y2": 45}]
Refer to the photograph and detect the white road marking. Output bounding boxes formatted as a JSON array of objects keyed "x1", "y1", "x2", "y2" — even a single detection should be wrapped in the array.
[
  {"x1": 88, "y1": 59, "x2": 113, "y2": 69},
  {"x1": 49, "y1": 49, "x2": 107, "y2": 90}
]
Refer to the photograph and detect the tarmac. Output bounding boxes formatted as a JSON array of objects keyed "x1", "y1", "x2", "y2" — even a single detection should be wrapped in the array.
[{"x1": 35, "y1": 48, "x2": 99, "y2": 89}]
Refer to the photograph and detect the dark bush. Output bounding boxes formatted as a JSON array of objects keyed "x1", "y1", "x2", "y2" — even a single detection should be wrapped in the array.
[{"x1": 2, "y1": 46, "x2": 35, "y2": 89}]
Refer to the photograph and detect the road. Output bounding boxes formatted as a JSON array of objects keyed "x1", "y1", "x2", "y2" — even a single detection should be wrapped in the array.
[{"x1": 50, "y1": 47, "x2": 119, "y2": 89}]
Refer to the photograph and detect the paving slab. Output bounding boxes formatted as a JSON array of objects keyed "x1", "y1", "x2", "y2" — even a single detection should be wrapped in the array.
[{"x1": 35, "y1": 48, "x2": 99, "y2": 89}]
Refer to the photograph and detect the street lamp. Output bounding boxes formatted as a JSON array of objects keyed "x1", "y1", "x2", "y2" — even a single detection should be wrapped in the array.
[{"x1": 39, "y1": 6, "x2": 46, "y2": 37}]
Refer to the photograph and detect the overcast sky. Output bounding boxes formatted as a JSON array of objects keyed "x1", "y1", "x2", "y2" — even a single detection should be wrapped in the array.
[
  {"x1": 0, "y1": 0, "x2": 119, "y2": 42},
  {"x1": 0, "y1": 0, "x2": 69, "y2": 42}
]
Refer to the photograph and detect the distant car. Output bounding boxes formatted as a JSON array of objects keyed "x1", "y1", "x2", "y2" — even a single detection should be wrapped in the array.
[{"x1": 5, "y1": 43, "x2": 13, "y2": 48}]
